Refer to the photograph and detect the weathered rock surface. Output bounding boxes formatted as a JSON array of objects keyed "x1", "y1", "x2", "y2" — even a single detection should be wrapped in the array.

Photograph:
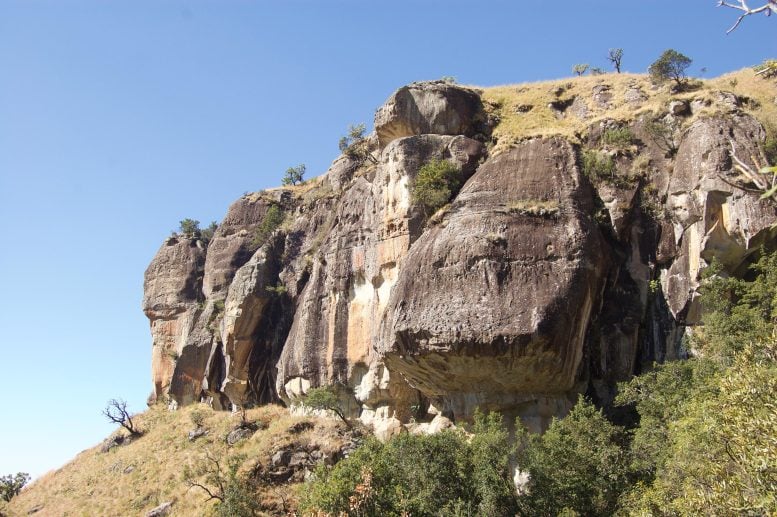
[
  {"x1": 377, "y1": 138, "x2": 605, "y2": 422},
  {"x1": 374, "y1": 81, "x2": 487, "y2": 147},
  {"x1": 143, "y1": 77, "x2": 776, "y2": 435}
]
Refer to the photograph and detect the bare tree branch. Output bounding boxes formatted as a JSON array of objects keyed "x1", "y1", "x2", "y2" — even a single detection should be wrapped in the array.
[
  {"x1": 102, "y1": 398, "x2": 142, "y2": 436},
  {"x1": 718, "y1": 0, "x2": 776, "y2": 32}
]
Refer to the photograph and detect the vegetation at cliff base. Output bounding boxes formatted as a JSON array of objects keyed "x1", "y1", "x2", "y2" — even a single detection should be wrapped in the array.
[{"x1": 300, "y1": 410, "x2": 516, "y2": 516}]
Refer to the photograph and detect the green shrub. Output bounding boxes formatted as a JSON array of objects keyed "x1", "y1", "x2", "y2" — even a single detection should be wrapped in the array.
[
  {"x1": 300, "y1": 411, "x2": 517, "y2": 516},
  {"x1": 601, "y1": 127, "x2": 635, "y2": 149},
  {"x1": 300, "y1": 386, "x2": 350, "y2": 428},
  {"x1": 411, "y1": 158, "x2": 462, "y2": 214},
  {"x1": 178, "y1": 218, "x2": 200, "y2": 237},
  {"x1": 339, "y1": 123, "x2": 377, "y2": 166},
  {"x1": 189, "y1": 407, "x2": 210, "y2": 428},
  {"x1": 200, "y1": 221, "x2": 218, "y2": 245},
  {"x1": 251, "y1": 204, "x2": 285, "y2": 250},
  {"x1": 581, "y1": 149, "x2": 616, "y2": 182},
  {"x1": 516, "y1": 396, "x2": 631, "y2": 517},
  {"x1": 0, "y1": 472, "x2": 30, "y2": 502}
]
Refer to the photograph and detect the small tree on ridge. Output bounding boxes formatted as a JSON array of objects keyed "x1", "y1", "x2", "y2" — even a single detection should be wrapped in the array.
[{"x1": 648, "y1": 49, "x2": 692, "y2": 88}]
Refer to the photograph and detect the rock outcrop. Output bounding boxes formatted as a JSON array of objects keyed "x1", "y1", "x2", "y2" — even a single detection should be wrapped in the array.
[{"x1": 143, "y1": 76, "x2": 777, "y2": 434}]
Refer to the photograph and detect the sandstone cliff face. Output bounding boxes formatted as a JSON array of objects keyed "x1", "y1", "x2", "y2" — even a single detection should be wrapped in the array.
[{"x1": 143, "y1": 76, "x2": 776, "y2": 434}]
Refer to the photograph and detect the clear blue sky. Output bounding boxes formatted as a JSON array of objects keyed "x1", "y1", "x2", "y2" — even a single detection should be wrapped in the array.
[{"x1": 0, "y1": 0, "x2": 774, "y2": 478}]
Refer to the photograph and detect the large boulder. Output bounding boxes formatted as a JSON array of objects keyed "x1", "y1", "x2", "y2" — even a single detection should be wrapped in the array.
[
  {"x1": 374, "y1": 82, "x2": 486, "y2": 148},
  {"x1": 142, "y1": 236, "x2": 206, "y2": 403},
  {"x1": 377, "y1": 137, "x2": 607, "y2": 423}
]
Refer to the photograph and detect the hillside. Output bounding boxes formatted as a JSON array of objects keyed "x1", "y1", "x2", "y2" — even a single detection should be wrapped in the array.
[{"x1": 4, "y1": 405, "x2": 355, "y2": 516}]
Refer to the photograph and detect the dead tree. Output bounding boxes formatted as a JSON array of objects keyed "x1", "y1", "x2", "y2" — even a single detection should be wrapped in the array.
[
  {"x1": 102, "y1": 398, "x2": 142, "y2": 436},
  {"x1": 718, "y1": 0, "x2": 776, "y2": 32}
]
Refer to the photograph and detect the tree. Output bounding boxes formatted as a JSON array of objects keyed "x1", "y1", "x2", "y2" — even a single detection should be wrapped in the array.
[
  {"x1": 281, "y1": 164, "x2": 306, "y2": 186},
  {"x1": 0, "y1": 472, "x2": 30, "y2": 502},
  {"x1": 185, "y1": 450, "x2": 260, "y2": 516},
  {"x1": 338, "y1": 123, "x2": 377, "y2": 166},
  {"x1": 178, "y1": 218, "x2": 200, "y2": 237},
  {"x1": 102, "y1": 398, "x2": 142, "y2": 436},
  {"x1": 200, "y1": 221, "x2": 218, "y2": 244},
  {"x1": 301, "y1": 386, "x2": 351, "y2": 428},
  {"x1": 411, "y1": 158, "x2": 462, "y2": 215},
  {"x1": 572, "y1": 63, "x2": 589, "y2": 76},
  {"x1": 516, "y1": 396, "x2": 632, "y2": 516},
  {"x1": 250, "y1": 204, "x2": 284, "y2": 250},
  {"x1": 718, "y1": 0, "x2": 777, "y2": 32},
  {"x1": 648, "y1": 49, "x2": 692, "y2": 88},
  {"x1": 608, "y1": 48, "x2": 623, "y2": 73}
]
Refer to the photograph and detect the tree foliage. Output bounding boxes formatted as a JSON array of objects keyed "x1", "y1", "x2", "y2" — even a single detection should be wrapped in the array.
[
  {"x1": 339, "y1": 123, "x2": 377, "y2": 166},
  {"x1": 301, "y1": 386, "x2": 351, "y2": 428},
  {"x1": 282, "y1": 164, "x2": 306, "y2": 186},
  {"x1": 516, "y1": 396, "x2": 632, "y2": 516},
  {"x1": 250, "y1": 204, "x2": 285, "y2": 250},
  {"x1": 572, "y1": 63, "x2": 589, "y2": 76},
  {"x1": 0, "y1": 472, "x2": 30, "y2": 502},
  {"x1": 178, "y1": 218, "x2": 200, "y2": 237},
  {"x1": 648, "y1": 49, "x2": 692, "y2": 87},
  {"x1": 411, "y1": 158, "x2": 462, "y2": 215},
  {"x1": 300, "y1": 411, "x2": 517, "y2": 517}
]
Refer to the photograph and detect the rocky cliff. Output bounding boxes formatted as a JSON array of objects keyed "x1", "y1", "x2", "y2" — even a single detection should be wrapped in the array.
[{"x1": 143, "y1": 71, "x2": 777, "y2": 436}]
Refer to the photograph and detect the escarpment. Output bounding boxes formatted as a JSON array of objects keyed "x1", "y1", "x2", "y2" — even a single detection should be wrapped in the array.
[{"x1": 144, "y1": 72, "x2": 777, "y2": 434}]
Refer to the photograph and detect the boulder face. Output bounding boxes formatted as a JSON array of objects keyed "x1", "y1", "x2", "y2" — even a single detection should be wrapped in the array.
[
  {"x1": 143, "y1": 78, "x2": 776, "y2": 434},
  {"x1": 374, "y1": 81, "x2": 487, "y2": 148},
  {"x1": 377, "y1": 138, "x2": 606, "y2": 421}
]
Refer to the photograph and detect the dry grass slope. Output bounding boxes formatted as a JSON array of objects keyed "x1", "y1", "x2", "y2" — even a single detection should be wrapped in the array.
[
  {"x1": 479, "y1": 68, "x2": 777, "y2": 154},
  {"x1": 5, "y1": 404, "x2": 348, "y2": 517}
]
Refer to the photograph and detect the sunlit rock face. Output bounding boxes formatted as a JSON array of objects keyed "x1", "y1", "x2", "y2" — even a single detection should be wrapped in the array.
[
  {"x1": 377, "y1": 137, "x2": 606, "y2": 421},
  {"x1": 143, "y1": 80, "x2": 776, "y2": 435}
]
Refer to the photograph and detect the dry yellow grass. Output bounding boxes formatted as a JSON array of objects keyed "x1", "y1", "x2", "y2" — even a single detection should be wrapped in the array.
[
  {"x1": 5, "y1": 404, "x2": 349, "y2": 517},
  {"x1": 478, "y1": 68, "x2": 776, "y2": 155}
]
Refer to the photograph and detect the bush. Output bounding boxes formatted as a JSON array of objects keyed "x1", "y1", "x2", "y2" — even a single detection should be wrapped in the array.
[
  {"x1": 648, "y1": 49, "x2": 692, "y2": 87},
  {"x1": 339, "y1": 123, "x2": 377, "y2": 166},
  {"x1": 1, "y1": 472, "x2": 30, "y2": 502},
  {"x1": 200, "y1": 221, "x2": 218, "y2": 244},
  {"x1": 581, "y1": 149, "x2": 616, "y2": 182},
  {"x1": 251, "y1": 204, "x2": 284, "y2": 250},
  {"x1": 754, "y1": 58, "x2": 777, "y2": 79},
  {"x1": 301, "y1": 386, "x2": 350, "y2": 428},
  {"x1": 601, "y1": 127, "x2": 635, "y2": 149},
  {"x1": 178, "y1": 218, "x2": 200, "y2": 237},
  {"x1": 301, "y1": 411, "x2": 517, "y2": 516},
  {"x1": 411, "y1": 158, "x2": 462, "y2": 214},
  {"x1": 516, "y1": 396, "x2": 631, "y2": 517},
  {"x1": 189, "y1": 407, "x2": 210, "y2": 428}
]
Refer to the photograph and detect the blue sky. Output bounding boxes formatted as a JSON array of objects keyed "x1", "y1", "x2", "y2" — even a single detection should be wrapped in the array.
[{"x1": 0, "y1": 0, "x2": 774, "y2": 478}]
